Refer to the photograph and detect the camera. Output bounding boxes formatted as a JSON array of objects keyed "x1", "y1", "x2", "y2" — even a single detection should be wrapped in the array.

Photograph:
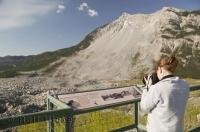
[{"x1": 142, "y1": 72, "x2": 159, "y2": 86}]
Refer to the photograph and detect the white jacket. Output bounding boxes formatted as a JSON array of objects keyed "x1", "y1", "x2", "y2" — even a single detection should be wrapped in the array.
[{"x1": 140, "y1": 76, "x2": 189, "y2": 132}]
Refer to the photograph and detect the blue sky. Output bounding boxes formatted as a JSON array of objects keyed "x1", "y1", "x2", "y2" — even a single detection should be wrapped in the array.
[{"x1": 0, "y1": 0, "x2": 199, "y2": 57}]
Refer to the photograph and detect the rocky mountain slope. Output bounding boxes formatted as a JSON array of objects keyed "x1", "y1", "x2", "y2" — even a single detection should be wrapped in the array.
[
  {"x1": 53, "y1": 7, "x2": 200, "y2": 84},
  {"x1": 0, "y1": 7, "x2": 200, "y2": 117}
]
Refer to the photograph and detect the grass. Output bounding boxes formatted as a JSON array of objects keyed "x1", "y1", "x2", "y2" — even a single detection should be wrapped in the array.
[
  {"x1": 190, "y1": 90, "x2": 200, "y2": 98},
  {"x1": 18, "y1": 108, "x2": 134, "y2": 132},
  {"x1": 184, "y1": 103, "x2": 200, "y2": 130},
  {"x1": 74, "y1": 109, "x2": 134, "y2": 132}
]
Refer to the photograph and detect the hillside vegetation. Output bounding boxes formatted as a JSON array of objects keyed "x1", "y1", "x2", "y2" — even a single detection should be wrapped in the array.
[{"x1": 0, "y1": 26, "x2": 100, "y2": 78}]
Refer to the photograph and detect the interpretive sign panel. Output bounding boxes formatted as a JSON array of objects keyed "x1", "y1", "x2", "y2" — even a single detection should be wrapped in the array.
[{"x1": 58, "y1": 86, "x2": 142, "y2": 109}]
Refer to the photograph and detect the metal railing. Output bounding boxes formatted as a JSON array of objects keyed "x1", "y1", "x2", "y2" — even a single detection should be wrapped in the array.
[
  {"x1": 0, "y1": 85, "x2": 199, "y2": 132},
  {"x1": 0, "y1": 93, "x2": 72, "y2": 132}
]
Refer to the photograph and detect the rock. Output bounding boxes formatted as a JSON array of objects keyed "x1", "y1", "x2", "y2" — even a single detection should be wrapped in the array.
[
  {"x1": 7, "y1": 105, "x2": 13, "y2": 112},
  {"x1": 0, "y1": 77, "x2": 48, "y2": 117}
]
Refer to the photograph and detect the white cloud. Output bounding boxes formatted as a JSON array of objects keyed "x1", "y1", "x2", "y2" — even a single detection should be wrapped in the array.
[
  {"x1": 78, "y1": 2, "x2": 88, "y2": 11},
  {"x1": 88, "y1": 9, "x2": 98, "y2": 17},
  {"x1": 57, "y1": 4, "x2": 65, "y2": 14},
  {"x1": 78, "y1": 2, "x2": 98, "y2": 17},
  {"x1": 0, "y1": 0, "x2": 58, "y2": 31}
]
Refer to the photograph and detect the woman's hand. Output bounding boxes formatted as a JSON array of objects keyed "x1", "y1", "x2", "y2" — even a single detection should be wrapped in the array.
[{"x1": 144, "y1": 74, "x2": 153, "y2": 90}]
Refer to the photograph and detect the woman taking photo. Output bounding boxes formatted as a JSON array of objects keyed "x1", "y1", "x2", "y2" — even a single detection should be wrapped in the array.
[{"x1": 140, "y1": 55, "x2": 189, "y2": 132}]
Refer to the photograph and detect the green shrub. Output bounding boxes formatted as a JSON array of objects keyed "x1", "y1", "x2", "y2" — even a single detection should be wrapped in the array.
[{"x1": 0, "y1": 70, "x2": 18, "y2": 78}]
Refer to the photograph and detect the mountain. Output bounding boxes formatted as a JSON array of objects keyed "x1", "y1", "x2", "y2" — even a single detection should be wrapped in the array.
[
  {"x1": 0, "y1": 25, "x2": 101, "y2": 78},
  {"x1": 0, "y1": 7, "x2": 200, "y2": 117},
  {"x1": 0, "y1": 7, "x2": 199, "y2": 80},
  {"x1": 52, "y1": 7, "x2": 200, "y2": 83}
]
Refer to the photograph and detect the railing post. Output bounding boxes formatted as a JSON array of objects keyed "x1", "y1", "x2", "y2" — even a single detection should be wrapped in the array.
[
  {"x1": 135, "y1": 101, "x2": 139, "y2": 132},
  {"x1": 65, "y1": 111, "x2": 74, "y2": 132},
  {"x1": 47, "y1": 94, "x2": 54, "y2": 132}
]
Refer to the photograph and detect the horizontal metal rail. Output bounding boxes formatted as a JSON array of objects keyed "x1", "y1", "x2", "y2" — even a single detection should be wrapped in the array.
[
  {"x1": 190, "y1": 85, "x2": 200, "y2": 91},
  {"x1": 0, "y1": 108, "x2": 71, "y2": 130},
  {"x1": 188, "y1": 127, "x2": 200, "y2": 132}
]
